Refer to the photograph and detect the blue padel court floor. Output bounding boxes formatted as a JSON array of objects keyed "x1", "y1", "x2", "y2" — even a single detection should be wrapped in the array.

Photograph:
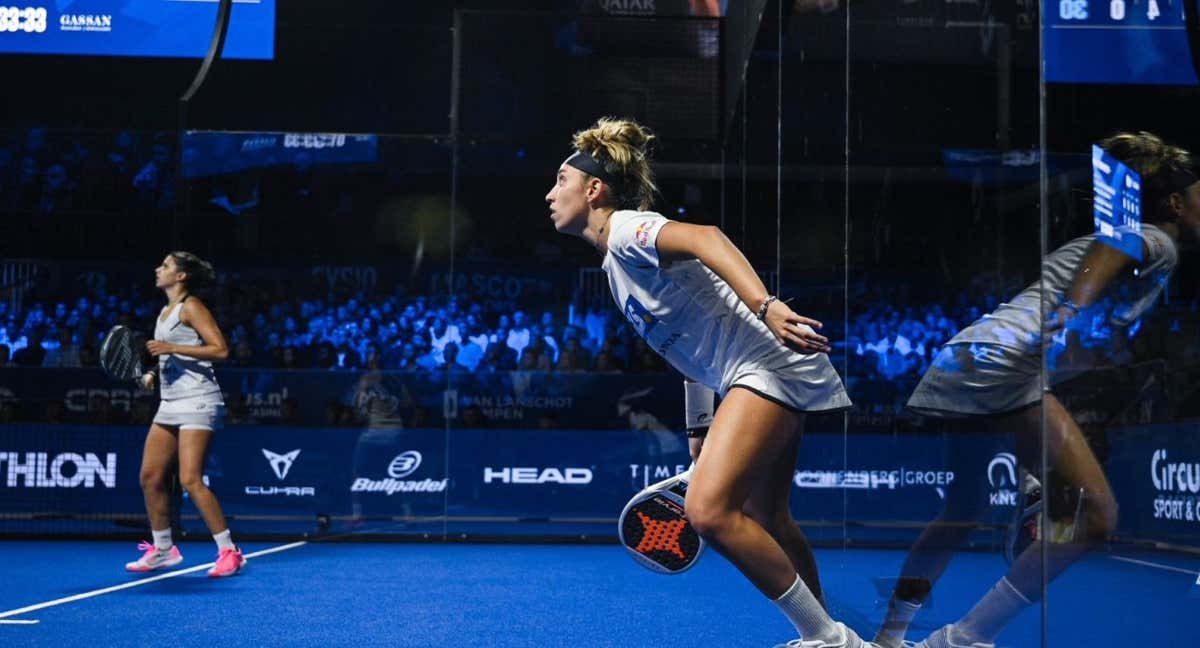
[{"x1": 1, "y1": 541, "x2": 1197, "y2": 647}]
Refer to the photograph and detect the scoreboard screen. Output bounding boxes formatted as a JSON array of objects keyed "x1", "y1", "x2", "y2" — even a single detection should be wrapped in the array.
[
  {"x1": 1092, "y1": 144, "x2": 1144, "y2": 261},
  {"x1": 0, "y1": 0, "x2": 274, "y2": 60},
  {"x1": 1045, "y1": 0, "x2": 1199, "y2": 84}
]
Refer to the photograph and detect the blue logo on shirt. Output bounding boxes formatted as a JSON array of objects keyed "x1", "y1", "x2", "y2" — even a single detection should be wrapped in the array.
[{"x1": 623, "y1": 295, "x2": 658, "y2": 337}]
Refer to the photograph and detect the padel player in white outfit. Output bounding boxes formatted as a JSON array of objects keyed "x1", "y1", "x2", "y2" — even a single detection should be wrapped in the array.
[
  {"x1": 546, "y1": 117, "x2": 866, "y2": 648},
  {"x1": 125, "y1": 252, "x2": 244, "y2": 578},
  {"x1": 874, "y1": 132, "x2": 1200, "y2": 648}
]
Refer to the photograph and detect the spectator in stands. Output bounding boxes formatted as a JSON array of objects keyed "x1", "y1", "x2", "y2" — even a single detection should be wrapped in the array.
[
  {"x1": 39, "y1": 163, "x2": 74, "y2": 215},
  {"x1": 506, "y1": 310, "x2": 531, "y2": 359},
  {"x1": 12, "y1": 328, "x2": 46, "y2": 367},
  {"x1": 43, "y1": 327, "x2": 81, "y2": 368}
]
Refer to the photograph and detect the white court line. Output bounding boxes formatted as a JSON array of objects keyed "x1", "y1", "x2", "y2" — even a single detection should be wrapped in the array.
[
  {"x1": 1110, "y1": 555, "x2": 1200, "y2": 577},
  {"x1": 0, "y1": 619, "x2": 39, "y2": 625},
  {"x1": 0, "y1": 541, "x2": 306, "y2": 621}
]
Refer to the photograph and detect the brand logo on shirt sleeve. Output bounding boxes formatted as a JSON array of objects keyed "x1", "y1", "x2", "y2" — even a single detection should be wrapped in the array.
[{"x1": 634, "y1": 221, "x2": 655, "y2": 248}]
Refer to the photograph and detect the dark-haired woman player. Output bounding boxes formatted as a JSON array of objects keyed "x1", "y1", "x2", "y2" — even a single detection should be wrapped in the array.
[
  {"x1": 547, "y1": 117, "x2": 869, "y2": 648},
  {"x1": 125, "y1": 252, "x2": 244, "y2": 578}
]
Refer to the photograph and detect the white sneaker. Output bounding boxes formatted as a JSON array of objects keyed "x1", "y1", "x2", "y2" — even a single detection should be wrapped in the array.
[
  {"x1": 773, "y1": 622, "x2": 880, "y2": 648},
  {"x1": 914, "y1": 625, "x2": 995, "y2": 648},
  {"x1": 125, "y1": 541, "x2": 184, "y2": 572}
]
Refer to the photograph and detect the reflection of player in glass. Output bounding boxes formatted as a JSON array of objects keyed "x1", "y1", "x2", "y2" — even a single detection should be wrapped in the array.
[
  {"x1": 125, "y1": 252, "x2": 245, "y2": 578},
  {"x1": 546, "y1": 118, "x2": 864, "y2": 647},
  {"x1": 875, "y1": 132, "x2": 1200, "y2": 648}
]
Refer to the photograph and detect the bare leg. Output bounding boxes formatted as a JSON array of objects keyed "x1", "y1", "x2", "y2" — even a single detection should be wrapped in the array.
[
  {"x1": 177, "y1": 428, "x2": 229, "y2": 535},
  {"x1": 874, "y1": 425, "x2": 990, "y2": 646},
  {"x1": 1000, "y1": 394, "x2": 1117, "y2": 597},
  {"x1": 952, "y1": 394, "x2": 1117, "y2": 644},
  {"x1": 139, "y1": 424, "x2": 178, "y2": 532},
  {"x1": 743, "y1": 416, "x2": 824, "y2": 603},
  {"x1": 686, "y1": 387, "x2": 808, "y2": 597}
]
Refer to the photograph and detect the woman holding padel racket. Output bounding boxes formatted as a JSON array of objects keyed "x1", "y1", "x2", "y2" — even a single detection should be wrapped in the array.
[
  {"x1": 113, "y1": 251, "x2": 244, "y2": 577},
  {"x1": 546, "y1": 118, "x2": 864, "y2": 648}
]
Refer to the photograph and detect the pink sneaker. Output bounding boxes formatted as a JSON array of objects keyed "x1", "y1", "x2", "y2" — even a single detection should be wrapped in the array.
[
  {"x1": 207, "y1": 547, "x2": 245, "y2": 578},
  {"x1": 125, "y1": 542, "x2": 184, "y2": 572}
]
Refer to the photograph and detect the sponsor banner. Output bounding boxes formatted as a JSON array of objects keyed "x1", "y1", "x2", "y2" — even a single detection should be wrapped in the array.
[
  {"x1": 1, "y1": 368, "x2": 685, "y2": 430},
  {"x1": 181, "y1": 132, "x2": 379, "y2": 179},
  {"x1": 347, "y1": 428, "x2": 449, "y2": 520},
  {"x1": 0, "y1": 425, "x2": 145, "y2": 518},
  {"x1": 1108, "y1": 423, "x2": 1200, "y2": 544},
  {"x1": 0, "y1": 1, "x2": 275, "y2": 60},
  {"x1": 0, "y1": 423, "x2": 1040, "y2": 543},
  {"x1": 209, "y1": 427, "x2": 358, "y2": 517}
]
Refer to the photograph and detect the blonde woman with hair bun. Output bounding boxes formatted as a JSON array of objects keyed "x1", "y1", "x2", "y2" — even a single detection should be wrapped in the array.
[
  {"x1": 875, "y1": 131, "x2": 1200, "y2": 648},
  {"x1": 546, "y1": 117, "x2": 866, "y2": 648}
]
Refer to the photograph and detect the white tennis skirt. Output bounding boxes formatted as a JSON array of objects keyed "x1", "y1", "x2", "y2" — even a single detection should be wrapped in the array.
[
  {"x1": 153, "y1": 395, "x2": 225, "y2": 431},
  {"x1": 723, "y1": 345, "x2": 853, "y2": 414},
  {"x1": 907, "y1": 343, "x2": 1042, "y2": 418}
]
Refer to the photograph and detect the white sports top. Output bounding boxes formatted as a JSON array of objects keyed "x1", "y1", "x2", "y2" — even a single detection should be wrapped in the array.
[
  {"x1": 154, "y1": 298, "x2": 222, "y2": 401},
  {"x1": 950, "y1": 224, "x2": 1178, "y2": 353},
  {"x1": 600, "y1": 210, "x2": 785, "y2": 394}
]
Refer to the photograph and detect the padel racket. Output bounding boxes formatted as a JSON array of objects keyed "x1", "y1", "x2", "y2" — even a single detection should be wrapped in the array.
[
  {"x1": 99, "y1": 325, "x2": 152, "y2": 382},
  {"x1": 618, "y1": 467, "x2": 705, "y2": 574}
]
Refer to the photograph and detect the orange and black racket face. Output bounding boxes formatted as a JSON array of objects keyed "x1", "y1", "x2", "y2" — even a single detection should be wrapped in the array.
[{"x1": 620, "y1": 492, "x2": 703, "y2": 574}]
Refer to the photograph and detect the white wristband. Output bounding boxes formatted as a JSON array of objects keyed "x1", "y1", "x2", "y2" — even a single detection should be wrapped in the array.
[{"x1": 684, "y1": 381, "x2": 716, "y2": 430}]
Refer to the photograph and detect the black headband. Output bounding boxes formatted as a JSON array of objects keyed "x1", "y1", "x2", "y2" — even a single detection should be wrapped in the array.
[{"x1": 564, "y1": 151, "x2": 617, "y2": 186}]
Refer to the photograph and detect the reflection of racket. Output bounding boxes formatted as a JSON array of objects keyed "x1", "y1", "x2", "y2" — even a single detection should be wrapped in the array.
[
  {"x1": 99, "y1": 325, "x2": 152, "y2": 382},
  {"x1": 618, "y1": 468, "x2": 705, "y2": 574}
]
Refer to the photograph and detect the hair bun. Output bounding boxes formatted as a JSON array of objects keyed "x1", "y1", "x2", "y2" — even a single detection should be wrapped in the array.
[{"x1": 571, "y1": 117, "x2": 658, "y2": 210}]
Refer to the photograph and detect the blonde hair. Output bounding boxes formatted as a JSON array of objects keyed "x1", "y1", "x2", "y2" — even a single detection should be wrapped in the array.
[
  {"x1": 571, "y1": 117, "x2": 658, "y2": 211},
  {"x1": 1099, "y1": 131, "x2": 1194, "y2": 221}
]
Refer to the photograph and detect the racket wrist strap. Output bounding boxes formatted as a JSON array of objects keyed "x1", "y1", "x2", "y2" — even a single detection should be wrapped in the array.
[{"x1": 684, "y1": 380, "x2": 715, "y2": 433}]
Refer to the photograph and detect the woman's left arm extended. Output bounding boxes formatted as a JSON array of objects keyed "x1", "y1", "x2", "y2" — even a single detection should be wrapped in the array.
[
  {"x1": 146, "y1": 300, "x2": 230, "y2": 361},
  {"x1": 655, "y1": 222, "x2": 831, "y2": 353}
]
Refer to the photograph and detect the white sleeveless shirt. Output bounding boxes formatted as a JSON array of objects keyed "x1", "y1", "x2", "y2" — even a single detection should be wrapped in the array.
[
  {"x1": 601, "y1": 210, "x2": 833, "y2": 396},
  {"x1": 154, "y1": 299, "x2": 222, "y2": 401}
]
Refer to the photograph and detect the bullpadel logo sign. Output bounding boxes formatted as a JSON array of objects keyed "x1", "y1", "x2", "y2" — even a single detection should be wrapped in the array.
[{"x1": 351, "y1": 451, "x2": 448, "y2": 495}]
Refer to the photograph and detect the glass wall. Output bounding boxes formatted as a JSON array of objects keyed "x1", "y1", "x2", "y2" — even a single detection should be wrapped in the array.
[
  {"x1": 3, "y1": 3, "x2": 1197, "y2": 645},
  {"x1": 1041, "y1": 5, "x2": 1200, "y2": 643}
]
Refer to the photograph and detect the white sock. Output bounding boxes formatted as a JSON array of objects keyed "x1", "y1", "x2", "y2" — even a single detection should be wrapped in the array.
[
  {"x1": 875, "y1": 599, "x2": 921, "y2": 648},
  {"x1": 213, "y1": 529, "x2": 235, "y2": 551},
  {"x1": 152, "y1": 528, "x2": 173, "y2": 551},
  {"x1": 773, "y1": 574, "x2": 841, "y2": 643},
  {"x1": 955, "y1": 577, "x2": 1033, "y2": 643}
]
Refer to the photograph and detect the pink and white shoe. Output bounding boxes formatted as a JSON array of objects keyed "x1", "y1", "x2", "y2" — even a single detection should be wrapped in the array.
[
  {"x1": 125, "y1": 542, "x2": 184, "y2": 572},
  {"x1": 207, "y1": 547, "x2": 245, "y2": 578}
]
